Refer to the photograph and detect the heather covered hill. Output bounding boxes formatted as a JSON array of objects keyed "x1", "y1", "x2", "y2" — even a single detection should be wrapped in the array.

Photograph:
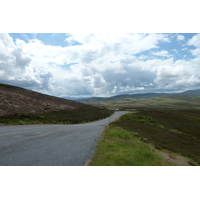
[
  {"x1": 0, "y1": 83, "x2": 83, "y2": 116},
  {"x1": 0, "y1": 83, "x2": 112, "y2": 125}
]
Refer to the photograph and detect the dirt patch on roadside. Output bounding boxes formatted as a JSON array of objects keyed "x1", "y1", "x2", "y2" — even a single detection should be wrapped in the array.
[
  {"x1": 157, "y1": 151, "x2": 194, "y2": 166},
  {"x1": 84, "y1": 159, "x2": 91, "y2": 166}
]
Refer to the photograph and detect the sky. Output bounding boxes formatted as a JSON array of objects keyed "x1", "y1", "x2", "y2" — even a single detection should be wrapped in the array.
[{"x1": 0, "y1": 33, "x2": 200, "y2": 98}]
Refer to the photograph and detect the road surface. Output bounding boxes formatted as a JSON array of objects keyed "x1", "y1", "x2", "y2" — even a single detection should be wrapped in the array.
[{"x1": 0, "y1": 111, "x2": 127, "y2": 166}]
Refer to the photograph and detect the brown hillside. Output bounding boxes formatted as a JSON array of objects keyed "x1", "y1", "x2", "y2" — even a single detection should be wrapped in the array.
[{"x1": 0, "y1": 83, "x2": 84, "y2": 116}]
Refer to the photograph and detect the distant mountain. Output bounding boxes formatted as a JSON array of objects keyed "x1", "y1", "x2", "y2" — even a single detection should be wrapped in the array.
[
  {"x1": 62, "y1": 96, "x2": 83, "y2": 101},
  {"x1": 79, "y1": 89, "x2": 200, "y2": 103},
  {"x1": 181, "y1": 89, "x2": 200, "y2": 95},
  {"x1": 108, "y1": 93, "x2": 172, "y2": 100},
  {"x1": 77, "y1": 97, "x2": 107, "y2": 102}
]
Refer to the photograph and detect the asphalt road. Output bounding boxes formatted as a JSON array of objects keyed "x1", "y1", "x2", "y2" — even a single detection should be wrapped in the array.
[{"x1": 0, "y1": 111, "x2": 128, "y2": 166}]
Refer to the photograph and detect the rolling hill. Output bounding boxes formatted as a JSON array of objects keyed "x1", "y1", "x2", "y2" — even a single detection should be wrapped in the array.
[
  {"x1": 0, "y1": 83, "x2": 112, "y2": 125},
  {"x1": 79, "y1": 89, "x2": 200, "y2": 102},
  {"x1": 79, "y1": 89, "x2": 200, "y2": 110},
  {"x1": 0, "y1": 83, "x2": 85, "y2": 116}
]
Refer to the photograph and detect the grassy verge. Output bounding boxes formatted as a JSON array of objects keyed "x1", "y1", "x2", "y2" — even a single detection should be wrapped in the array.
[
  {"x1": 112, "y1": 111, "x2": 200, "y2": 165},
  {"x1": 89, "y1": 126, "x2": 175, "y2": 166},
  {"x1": 0, "y1": 105, "x2": 114, "y2": 125}
]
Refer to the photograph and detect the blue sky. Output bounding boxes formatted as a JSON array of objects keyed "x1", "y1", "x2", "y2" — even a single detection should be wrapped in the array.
[
  {"x1": 0, "y1": 33, "x2": 200, "y2": 98},
  {"x1": 9, "y1": 33, "x2": 83, "y2": 47}
]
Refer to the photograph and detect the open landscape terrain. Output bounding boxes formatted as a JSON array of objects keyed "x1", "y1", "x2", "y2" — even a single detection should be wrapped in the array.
[
  {"x1": 79, "y1": 89, "x2": 200, "y2": 111},
  {"x1": 0, "y1": 83, "x2": 112, "y2": 125},
  {"x1": 1, "y1": 83, "x2": 200, "y2": 166},
  {"x1": 85, "y1": 91, "x2": 200, "y2": 166}
]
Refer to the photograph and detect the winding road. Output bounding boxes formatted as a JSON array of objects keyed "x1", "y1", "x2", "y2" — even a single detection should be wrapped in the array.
[{"x1": 0, "y1": 111, "x2": 127, "y2": 166}]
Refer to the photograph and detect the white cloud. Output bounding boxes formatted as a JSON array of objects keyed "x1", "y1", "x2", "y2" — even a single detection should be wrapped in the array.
[
  {"x1": 177, "y1": 34, "x2": 185, "y2": 41},
  {"x1": 65, "y1": 33, "x2": 170, "y2": 57},
  {"x1": 187, "y1": 33, "x2": 200, "y2": 47},
  {"x1": 1, "y1": 33, "x2": 200, "y2": 98},
  {"x1": 172, "y1": 49, "x2": 178, "y2": 54},
  {"x1": 182, "y1": 47, "x2": 188, "y2": 51},
  {"x1": 152, "y1": 58, "x2": 200, "y2": 91},
  {"x1": 0, "y1": 34, "x2": 54, "y2": 90},
  {"x1": 187, "y1": 34, "x2": 200, "y2": 57},
  {"x1": 151, "y1": 50, "x2": 171, "y2": 57}
]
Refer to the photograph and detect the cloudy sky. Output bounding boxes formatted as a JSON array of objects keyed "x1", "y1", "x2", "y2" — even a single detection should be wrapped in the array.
[{"x1": 0, "y1": 33, "x2": 200, "y2": 98}]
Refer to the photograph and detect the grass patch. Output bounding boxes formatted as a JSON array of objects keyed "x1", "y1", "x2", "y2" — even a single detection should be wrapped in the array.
[
  {"x1": 89, "y1": 126, "x2": 174, "y2": 166},
  {"x1": 121, "y1": 113, "x2": 163, "y2": 127}
]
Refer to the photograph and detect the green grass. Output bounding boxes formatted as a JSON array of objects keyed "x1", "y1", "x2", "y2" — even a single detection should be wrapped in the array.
[
  {"x1": 89, "y1": 126, "x2": 174, "y2": 166},
  {"x1": 121, "y1": 113, "x2": 163, "y2": 127}
]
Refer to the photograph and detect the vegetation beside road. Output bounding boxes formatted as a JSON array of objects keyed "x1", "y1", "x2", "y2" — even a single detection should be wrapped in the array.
[
  {"x1": 113, "y1": 110, "x2": 200, "y2": 164},
  {"x1": 89, "y1": 126, "x2": 175, "y2": 166},
  {"x1": 0, "y1": 83, "x2": 115, "y2": 125},
  {"x1": 0, "y1": 105, "x2": 113, "y2": 125},
  {"x1": 89, "y1": 110, "x2": 200, "y2": 166}
]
